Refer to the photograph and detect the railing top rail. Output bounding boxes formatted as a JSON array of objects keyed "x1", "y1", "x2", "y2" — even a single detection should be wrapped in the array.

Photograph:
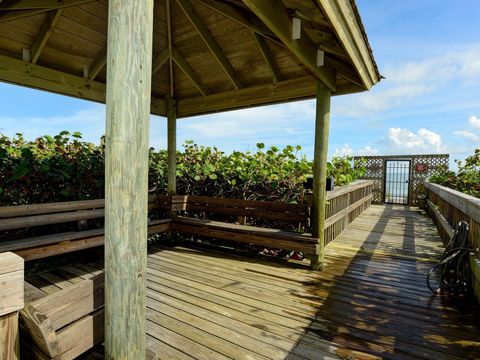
[
  {"x1": 425, "y1": 182, "x2": 480, "y2": 224},
  {"x1": 326, "y1": 180, "x2": 373, "y2": 201}
]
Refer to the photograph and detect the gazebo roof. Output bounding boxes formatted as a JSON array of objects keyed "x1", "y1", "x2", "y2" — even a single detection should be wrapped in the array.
[{"x1": 0, "y1": 0, "x2": 380, "y2": 117}]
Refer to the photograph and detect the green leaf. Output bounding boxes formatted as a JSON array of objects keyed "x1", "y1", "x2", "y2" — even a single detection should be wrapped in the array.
[
  {"x1": 12, "y1": 163, "x2": 29, "y2": 180},
  {"x1": 256, "y1": 143, "x2": 265, "y2": 149}
]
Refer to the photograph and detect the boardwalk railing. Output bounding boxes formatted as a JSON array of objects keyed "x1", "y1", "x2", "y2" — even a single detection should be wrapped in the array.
[
  {"x1": 323, "y1": 180, "x2": 374, "y2": 245},
  {"x1": 424, "y1": 182, "x2": 480, "y2": 302}
]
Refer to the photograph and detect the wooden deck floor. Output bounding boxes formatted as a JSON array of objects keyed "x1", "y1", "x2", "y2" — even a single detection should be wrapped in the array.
[{"x1": 25, "y1": 205, "x2": 480, "y2": 359}]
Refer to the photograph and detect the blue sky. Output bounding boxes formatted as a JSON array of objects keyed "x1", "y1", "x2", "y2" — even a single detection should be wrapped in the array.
[{"x1": 1, "y1": 1, "x2": 480, "y2": 168}]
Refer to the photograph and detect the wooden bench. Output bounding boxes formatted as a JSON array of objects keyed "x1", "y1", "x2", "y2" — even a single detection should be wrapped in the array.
[
  {"x1": 21, "y1": 271, "x2": 104, "y2": 360},
  {"x1": 167, "y1": 181, "x2": 373, "y2": 257},
  {"x1": 170, "y1": 195, "x2": 319, "y2": 256},
  {"x1": 1, "y1": 181, "x2": 373, "y2": 262},
  {"x1": 0, "y1": 197, "x2": 171, "y2": 261}
]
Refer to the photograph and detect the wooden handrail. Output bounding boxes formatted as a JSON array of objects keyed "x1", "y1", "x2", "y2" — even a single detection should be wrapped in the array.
[
  {"x1": 323, "y1": 180, "x2": 374, "y2": 245},
  {"x1": 424, "y1": 181, "x2": 480, "y2": 303},
  {"x1": 424, "y1": 182, "x2": 480, "y2": 224},
  {"x1": 326, "y1": 179, "x2": 374, "y2": 201}
]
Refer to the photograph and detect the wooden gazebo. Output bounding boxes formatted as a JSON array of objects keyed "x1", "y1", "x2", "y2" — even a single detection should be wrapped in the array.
[{"x1": 0, "y1": 0, "x2": 380, "y2": 358}]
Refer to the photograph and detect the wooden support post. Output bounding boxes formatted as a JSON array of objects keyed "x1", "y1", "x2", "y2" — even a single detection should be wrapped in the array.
[
  {"x1": 311, "y1": 82, "x2": 331, "y2": 270},
  {"x1": 104, "y1": 0, "x2": 154, "y2": 358},
  {"x1": 0, "y1": 252, "x2": 24, "y2": 360},
  {"x1": 167, "y1": 98, "x2": 177, "y2": 196}
]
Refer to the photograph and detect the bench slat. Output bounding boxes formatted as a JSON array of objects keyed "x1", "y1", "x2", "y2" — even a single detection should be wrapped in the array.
[
  {"x1": 175, "y1": 217, "x2": 317, "y2": 243},
  {"x1": 173, "y1": 218, "x2": 319, "y2": 254},
  {"x1": 0, "y1": 209, "x2": 105, "y2": 231},
  {"x1": 185, "y1": 204, "x2": 308, "y2": 223},
  {"x1": 188, "y1": 195, "x2": 309, "y2": 213}
]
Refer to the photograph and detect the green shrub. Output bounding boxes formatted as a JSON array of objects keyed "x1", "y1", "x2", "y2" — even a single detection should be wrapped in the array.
[
  {"x1": 429, "y1": 148, "x2": 480, "y2": 198},
  {"x1": 0, "y1": 132, "x2": 366, "y2": 205}
]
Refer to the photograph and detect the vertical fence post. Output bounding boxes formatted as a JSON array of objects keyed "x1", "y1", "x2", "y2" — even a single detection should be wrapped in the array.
[
  {"x1": 0, "y1": 252, "x2": 24, "y2": 360},
  {"x1": 104, "y1": 0, "x2": 154, "y2": 358},
  {"x1": 311, "y1": 82, "x2": 331, "y2": 270}
]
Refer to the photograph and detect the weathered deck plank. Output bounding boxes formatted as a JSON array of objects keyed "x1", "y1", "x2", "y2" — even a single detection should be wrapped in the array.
[{"x1": 23, "y1": 205, "x2": 480, "y2": 359}]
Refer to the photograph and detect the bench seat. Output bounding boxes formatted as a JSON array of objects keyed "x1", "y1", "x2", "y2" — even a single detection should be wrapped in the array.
[
  {"x1": 172, "y1": 216, "x2": 320, "y2": 255},
  {"x1": 1, "y1": 219, "x2": 171, "y2": 261},
  {"x1": 21, "y1": 272, "x2": 105, "y2": 360}
]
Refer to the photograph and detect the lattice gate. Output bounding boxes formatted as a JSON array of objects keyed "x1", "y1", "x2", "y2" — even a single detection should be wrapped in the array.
[{"x1": 353, "y1": 154, "x2": 449, "y2": 205}]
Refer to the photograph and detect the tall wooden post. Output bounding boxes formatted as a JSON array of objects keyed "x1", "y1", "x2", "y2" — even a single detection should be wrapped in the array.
[
  {"x1": 311, "y1": 82, "x2": 331, "y2": 270},
  {"x1": 104, "y1": 0, "x2": 154, "y2": 358},
  {"x1": 167, "y1": 98, "x2": 177, "y2": 195}
]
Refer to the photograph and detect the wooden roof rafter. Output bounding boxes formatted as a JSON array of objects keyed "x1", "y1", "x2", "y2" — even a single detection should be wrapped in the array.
[
  {"x1": 0, "y1": 0, "x2": 97, "y2": 23},
  {"x1": 29, "y1": 8, "x2": 63, "y2": 64},
  {"x1": 0, "y1": 0, "x2": 380, "y2": 118},
  {"x1": 176, "y1": 0, "x2": 242, "y2": 90},
  {"x1": 152, "y1": 49, "x2": 170, "y2": 77},
  {"x1": 252, "y1": 31, "x2": 281, "y2": 84},
  {"x1": 242, "y1": 0, "x2": 336, "y2": 91},
  {"x1": 195, "y1": 0, "x2": 282, "y2": 46},
  {"x1": 88, "y1": 48, "x2": 107, "y2": 81},
  {"x1": 172, "y1": 47, "x2": 210, "y2": 96}
]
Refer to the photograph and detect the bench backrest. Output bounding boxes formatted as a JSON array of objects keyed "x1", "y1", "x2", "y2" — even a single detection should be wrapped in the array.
[
  {"x1": 0, "y1": 195, "x2": 162, "y2": 232},
  {"x1": 170, "y1": 195, "x2": 310, "y2": 226}
]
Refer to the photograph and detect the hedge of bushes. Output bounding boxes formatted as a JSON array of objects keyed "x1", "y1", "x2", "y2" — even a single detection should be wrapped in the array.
[
  {"x1": 429, "y1": 148, "x2": 480, "y2": 198},
  {"x1": 0, "y1": 132, "x2": 366, "y2": 206}
]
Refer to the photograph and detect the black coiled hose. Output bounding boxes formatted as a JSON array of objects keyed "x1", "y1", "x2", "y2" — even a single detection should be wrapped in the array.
[{"x1": 427, "y1": 221, "x2": 471, "y2": 294}]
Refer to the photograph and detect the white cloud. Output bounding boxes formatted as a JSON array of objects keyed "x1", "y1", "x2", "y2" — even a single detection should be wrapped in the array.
[
  {"x1": 469, "y1": 115, "x2": 480, "y2": 129},
  {"x1": 384, "y1": 127, "x2": 444, "y2": 153},
  {"x1": 358, "y1": 145, "x2": 379, "y2": 156},
  {"x1": 0, "y1": 106, "x2": 106, "y2": 143},
  {"x1": 175, "y1": 101, "x2": 316, "y2": 152},
  {"x1": 334, "y1": 46, "x2": 480, "y2": 117},
  {"x1": 332, "y1": 144, "x2": 378, "y2": 157},
  {"x1": 453, "y1": 130, "x2": 480, "y2": 141},
  {"x1": 334, "y1": 144, "x2": 354, "y2": 156}
]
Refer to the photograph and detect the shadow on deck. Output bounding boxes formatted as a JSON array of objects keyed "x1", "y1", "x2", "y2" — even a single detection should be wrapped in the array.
[{"x1": 24, "y1": 205, "x2": 480, "y2": 359}]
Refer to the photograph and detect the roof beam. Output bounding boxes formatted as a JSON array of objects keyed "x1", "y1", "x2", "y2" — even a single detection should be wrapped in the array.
[
  {"x1": 252, "y1": 31, "x2": 280, "y2": 83},
  {"x1": 0, "y1": 0, "x2": 97, "y2": 23},
  {"x1": 30, "y1": 9, "x2": 63, "y2": 64},
  {"x1": 0, "y1": 53, "x2": 166, "y2": 116},
  {"x1": 88, "y1": 49, "x2": 107, "y2": 80},
  {"x1": 242, "y1": 0, "x2": 336, "y2": 91},
  {"x1": 176, "y1": 0, "x2": 241, "y2": 90},
  {"x1": 176, "y1": 75, "x2": 358, "y2": 117},
  {"x1": 172, "y1": 47, "x2": 210, "y2": 96},
  {"x1": 316, "y1": 0, "x2": 378, "y2": 89},
  {"x1": 151, "y1": 49, "x2": 169, "y2": 76},
  {"x1": 195, "y1": 0, "x2": 281, "y2": 45},
  {"x1": 0, "y1": 0, "x2": 71, "y2": 10},
  {"x1": 325, "y1": 57, "x2": 362, "y2": 87},
  {"x1": 303, "y1": 28, "x2": 347, "y2": 58}
]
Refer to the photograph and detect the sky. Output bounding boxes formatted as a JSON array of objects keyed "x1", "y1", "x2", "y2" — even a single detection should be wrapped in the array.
[{"x1": 1, "y1": 1, "x2": 480, "y2": 168}]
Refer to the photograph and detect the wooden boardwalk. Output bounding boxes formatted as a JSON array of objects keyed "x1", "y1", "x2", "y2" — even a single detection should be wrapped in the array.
[{"x1": 25, "y1": 205, "x2": 480, "y2": 359}]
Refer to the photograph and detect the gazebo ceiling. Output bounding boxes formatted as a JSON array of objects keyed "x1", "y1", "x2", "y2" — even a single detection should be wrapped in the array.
[{"x1": 0, "y1": 0, "x2": 380, "y2": 117}]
